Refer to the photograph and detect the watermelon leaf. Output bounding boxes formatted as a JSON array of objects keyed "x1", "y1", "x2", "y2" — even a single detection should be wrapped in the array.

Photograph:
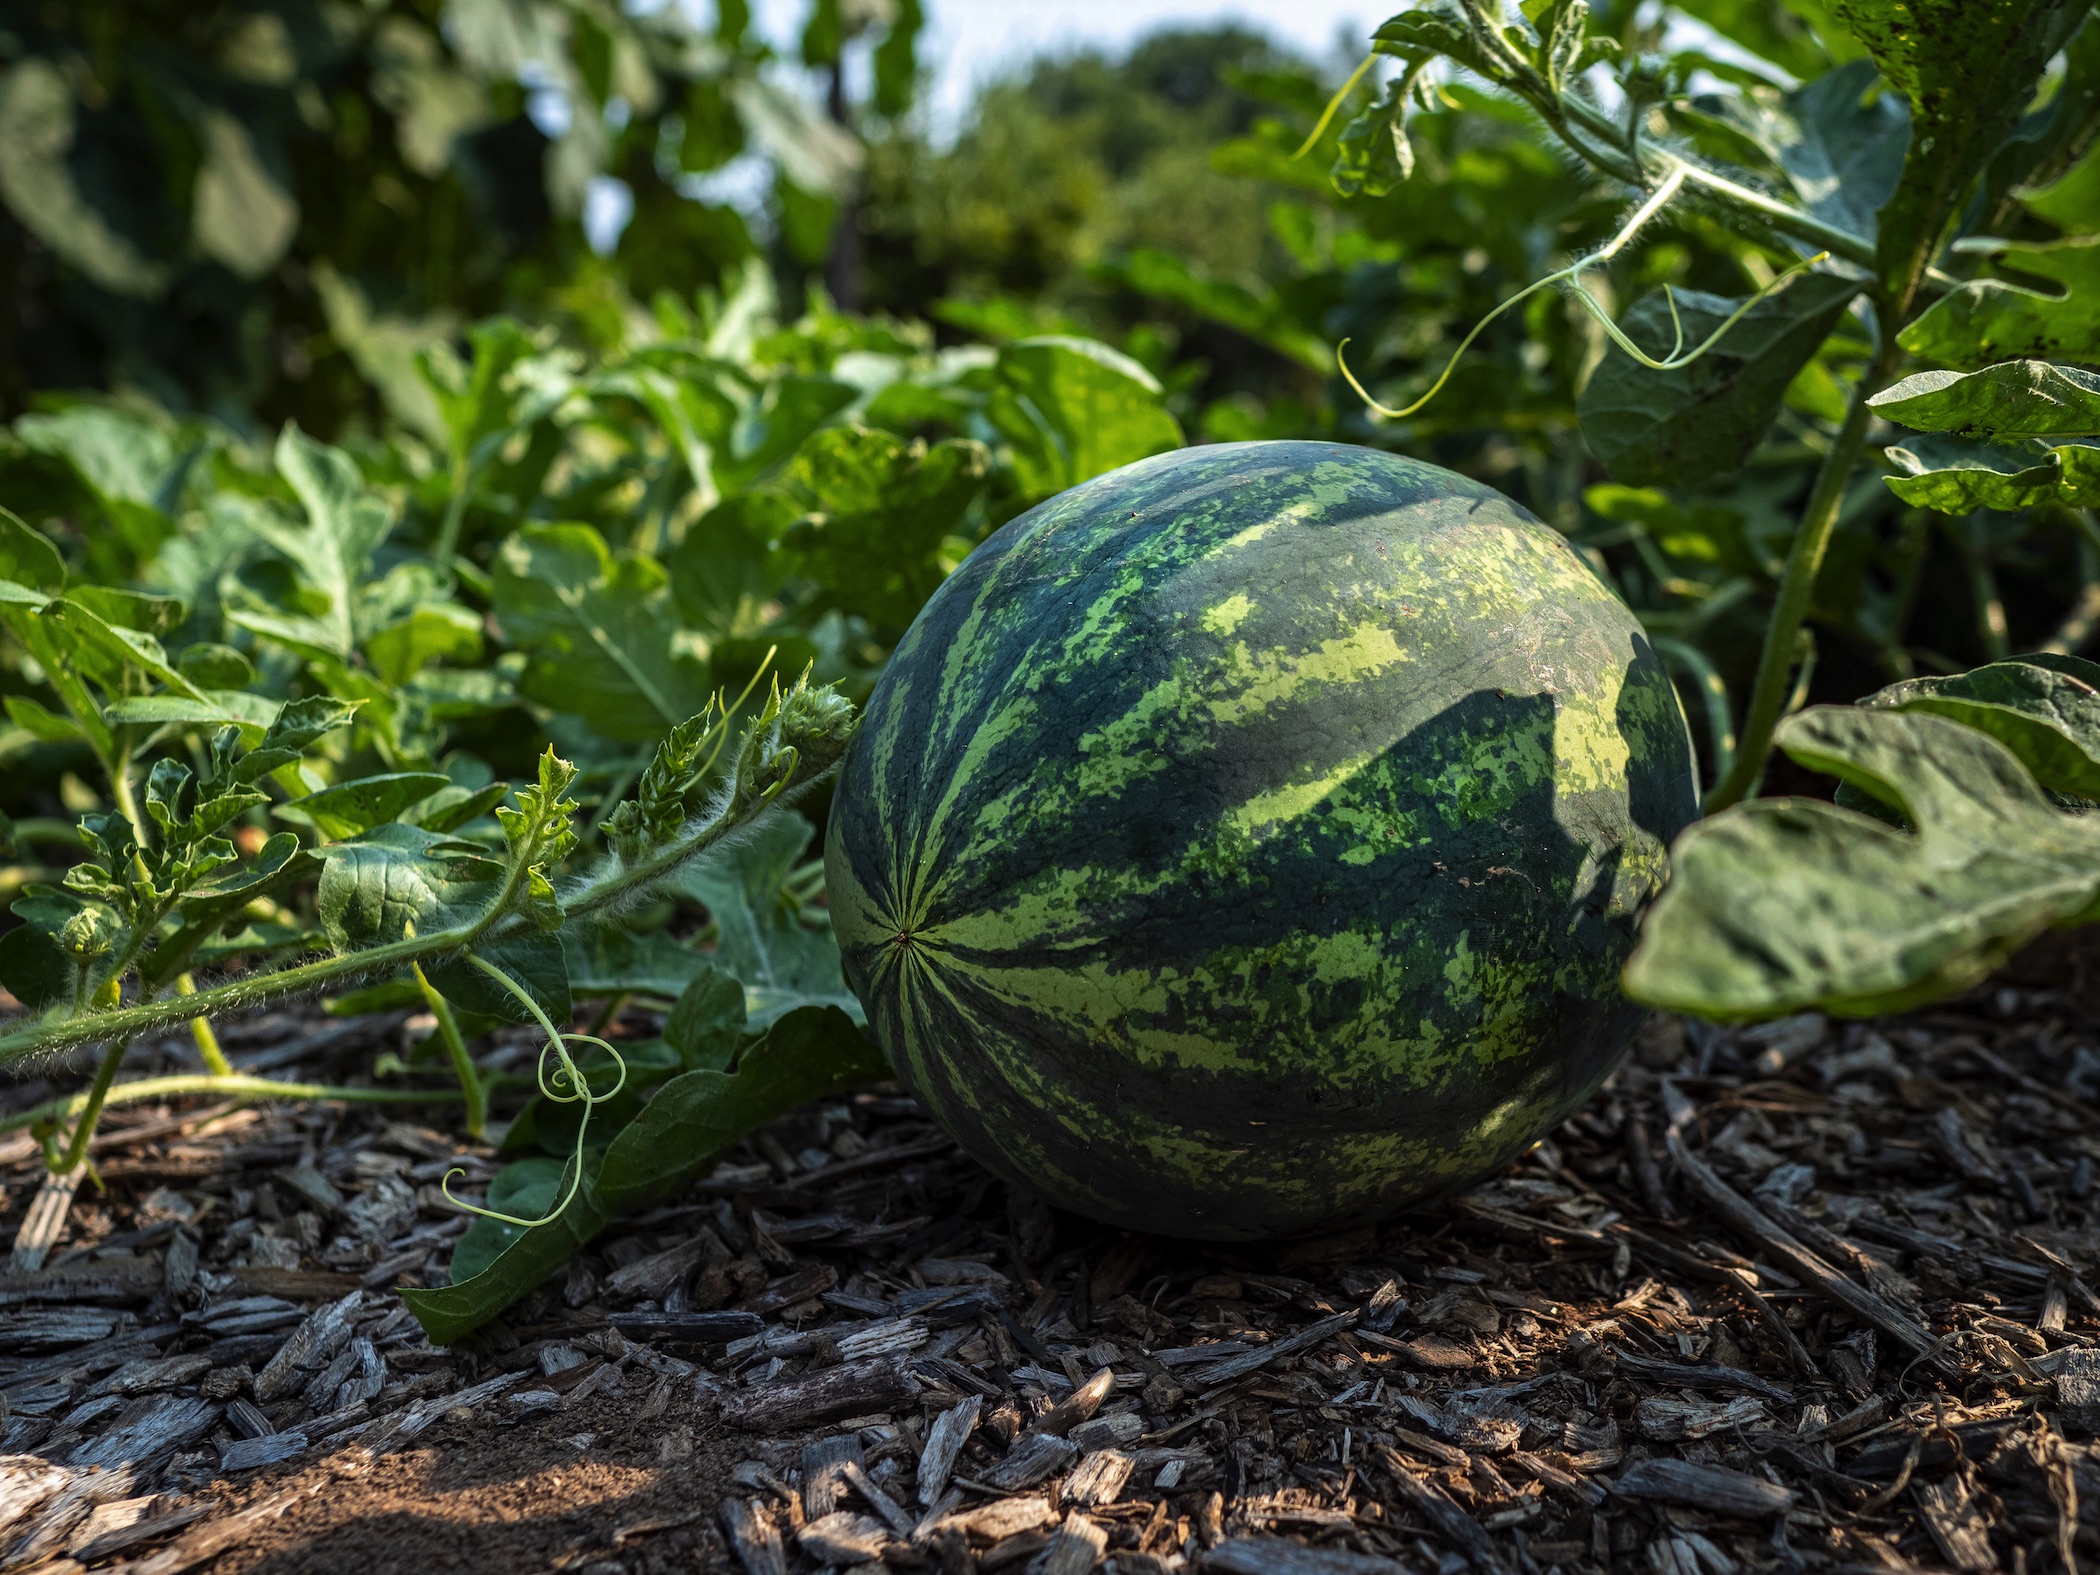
[
  {"x1": 781, "y1": 424, "x2": 990, "y2": 629},
  {"x1": 986, "y1": 337, "x2": 1183, "y2": 502},
  {"x1": 664, "y1": 966, "x2": 746, "y2": 1072},
  {"x1": 1625, "y1": 704, "x2": 2100, "y2": 1021},
  {"x1": 1699, "y1": 59, "x2": 1906, "y2": 245},
  {"x1": 1578, "y1": 273, "x2": 1860, "y2": 487},
  {"x1": 667, "y1": 811, "x2": 862, "y2": 1028},
  {"x1": 1868, "y1": 361, "x2": 2100, "y2": 438},
  {"x1": 274, "y1": 772, "x2": 452, "y2": 841},
  {"x1": 560, "y1": 920, "x2": 722, "y2": 998},
  {"x1": 490, "y1": 521, "x2": 712, "y2": 742},
  {"x1": 1828, "y1": 0, "x2": 2084, "y2": 299},
  {"x1": 1881, "y1": 434, "x2": 2093, "y2": 513},
  {"x1": 1862, "y1": 653, "x2": 2100, "y2": 800},
  {"x1": 1898, "y1": 236, "x2": 2100, "y2": 371},
  {"x1": 403, "y1": 1004, "x2": 883, "y2": 1344}
]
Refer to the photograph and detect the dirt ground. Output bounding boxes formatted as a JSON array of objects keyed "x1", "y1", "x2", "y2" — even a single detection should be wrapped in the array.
[{"x1": 5, "y1": 936, "x2": 2100, "y2": 1574}]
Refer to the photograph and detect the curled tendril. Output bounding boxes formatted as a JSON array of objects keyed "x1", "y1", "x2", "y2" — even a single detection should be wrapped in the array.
[
  {"x1": 439, "y1": 954, "x2": 629, "y2": 1230},
  {"x1": 1336, "y1": 160, "x2": 1836, "y2": 422},
  {"x1": 700, "y1": 645, "x2": 779, "y2": 781},
  {"x1": 1294, "y1": 50, "x2": 1378, "y2": 160}
]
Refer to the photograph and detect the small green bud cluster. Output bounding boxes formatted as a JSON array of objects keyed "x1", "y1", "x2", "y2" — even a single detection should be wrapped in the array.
[{"x1": 729, "y1": 671, "x2": 856, "y2": 817}]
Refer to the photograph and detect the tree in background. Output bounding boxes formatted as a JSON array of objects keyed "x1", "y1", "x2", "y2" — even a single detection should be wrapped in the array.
[{"x1": 0, "y1": 0, "x2": 917, "y2": 435}]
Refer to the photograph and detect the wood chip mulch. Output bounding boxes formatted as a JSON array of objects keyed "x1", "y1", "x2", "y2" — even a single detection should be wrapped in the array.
[{"x1": 4, "y1": 938, "x2": 2100, "y2": 1573}]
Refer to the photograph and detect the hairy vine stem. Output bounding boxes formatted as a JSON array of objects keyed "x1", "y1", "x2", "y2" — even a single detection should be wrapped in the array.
[
  {"x1": 439, "y1": 953, "x2": 625, "y2": 1229},
  {"x1": 0, "y1": 776, "x2": 826, "y2": 1069},
  {"x1": 1703, "y1": 333, "x2": 1906, "y2": 811},
  {"x1": 0, "y1": 1073, "x2": 460, "y2": 1138}
]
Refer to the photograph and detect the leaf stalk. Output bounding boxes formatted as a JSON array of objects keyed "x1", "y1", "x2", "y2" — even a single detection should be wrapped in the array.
[{"x1": 1703, "y1": 336, "x2": 1904, "y2": 811}]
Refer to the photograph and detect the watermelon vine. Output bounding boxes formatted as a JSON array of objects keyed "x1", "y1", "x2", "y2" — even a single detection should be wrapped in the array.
[
  {"x1": 2, "y1": 0, "x2": 2099, "y2": 1333},
  {"x1": 1326, "y1": 0, "x2": 2100, "y2": 1018}
]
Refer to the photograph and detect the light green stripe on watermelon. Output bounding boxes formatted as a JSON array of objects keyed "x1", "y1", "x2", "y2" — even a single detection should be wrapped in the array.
[{"x1": 827, "y1": 440, "x2": 1696, "y2": 1238}]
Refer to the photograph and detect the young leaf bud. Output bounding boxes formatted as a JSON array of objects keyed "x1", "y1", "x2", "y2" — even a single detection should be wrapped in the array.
[
  {"x1": 776, "y1": 677, "x2": 856, "y2": 782},
  {"x1": 60, "y1": 906, "x2": 116, "y2": 962}
]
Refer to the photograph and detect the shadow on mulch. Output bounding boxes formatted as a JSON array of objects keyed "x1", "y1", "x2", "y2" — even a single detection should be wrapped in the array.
[{"x1": 4, "y1": 931, "x2": 2100, "y2": 1573}]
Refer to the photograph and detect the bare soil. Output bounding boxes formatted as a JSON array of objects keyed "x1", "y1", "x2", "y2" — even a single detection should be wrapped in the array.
[{"x1": 5, "y1": 937, "x2": 2100, "y2": 1574}]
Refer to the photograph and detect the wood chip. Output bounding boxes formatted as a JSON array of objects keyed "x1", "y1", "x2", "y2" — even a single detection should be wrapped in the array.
[
  {"x1": 795, "y1": 1509, "x2": 890, "y2": 1565},
  {"x1": 1062, "y1": 1448, "x2": 1133, "y2": 1508},
  {"x1": 916, "y1": 1395, "x2": 981, "y2": 1507},
  {"x1": 1611, "y1": 1458, "x2": 1796, "y2": 1518},
  {"x1": 66, "y1": 1396, "x2": 218, "y2": 1470},
  {"x1": 1186, "y1": 1311, "x2": 1359, "y2": 1388},
  {"x1": 607, "y1": 1310, "x2": 761, "y2": 1345},
  {"x1": 216, "y1": 1431, "x2": 307, "y2": 1471},
  {"x1": 252, "y1": 1291, "x2": 361, "y2": 1403},
  {"x1": 1610, "y1": 1348, "x2": 1793, "y2": 1403},
  {"x1": 1034, "y1": 1365, "x2": 1115, "y2": 1436},
  {"x1": 1204, "y1": 1537, "x2": 1413, "y2": 1574},
  {"x1": 117, "y1": 1494, "x2": 306, "y2": 1575},
  {"x1": 717, "y1": 1497, "x2": 784, "y2": 1575},
  {"x1": 1666, "y1": 1127, "x2": 1951, "y2": 1373},
  {"x1": 1915, "y1": 1476, "x2": 1996, "y2": 1572},
  {"x1": 0, "y1": 1457, "x2": 72, "y2": 1543},
  {"x1": 8, "y1": 1171, "x2": 83, "y2": 1274},
  {"x1": 981, "y1": 1431, "x2": 1077, "y2": 1490},
  {"x1": 1034, "y1": 1510, "x2": 1106, "y2": 1575},
  {"x1": 800, "y1": 1434, "x2": 862, "y2": 1520},
  {"x1": 839, "y1": 1458, "x2": 915, "y2": 1538},
  {"x1": 936, "y1": 1495, "x2": 1055, "y2": 1543},
  {"x1": 66, "y1": 1502, "x2": 210, "y2": 1565},
  {"x1": 1377, "y1": 1451, "x2": 1510, "y2": 1575},
  {"x1": 719, "y1": 1358, "x2": 914, "y2": 1433}
]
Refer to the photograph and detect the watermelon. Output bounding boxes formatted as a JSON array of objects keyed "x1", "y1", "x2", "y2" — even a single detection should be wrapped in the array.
[{"x1": 825, "y1": 441, "x2": 1696, "y2": 1238}]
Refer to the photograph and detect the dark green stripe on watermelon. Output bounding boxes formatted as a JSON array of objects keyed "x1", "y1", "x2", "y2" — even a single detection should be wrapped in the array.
[{"x1": 826, "y1": 440, "x2": 1696, "y2": 1239}]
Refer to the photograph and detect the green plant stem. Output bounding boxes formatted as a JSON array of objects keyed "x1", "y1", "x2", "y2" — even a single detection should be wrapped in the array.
[
  {"x1": 434, "y1": 450, "x2": 471, "y2": 570},
  {"x1": 1704, "y1": 340, "x2": 1901, "y2": 812},
  {"x1": 0, "y1": 923, "x2": 468, "y2": 1065},
  {"x1": 1652, "y1": 638, "x2": 1736, "y2": 787},
  {"x1": 1548, "y1": 99, "x2": 1880, "y2": 271},
  {"x1": 53, "y1": 1037, "x2": 130, "y2": 1173},
  {"x1": 2, "y1": 1074, "x2": 463, "y2": 1139},
  {"x1": 1960, "y1": 533, "x2": 2012, "y2": 662},
  {"x1": 9, "y1": 818, "x2": 84, "y2": 850},
  {"x1": 0, "y1": 780, "x2": 825, "y2": 1068},
  {"x1": 176, "y1": 972, "x2": 232, "y2": 1076},
  {"x1": 415, "y1": 961, "x2": 485, "y2": 1138}
]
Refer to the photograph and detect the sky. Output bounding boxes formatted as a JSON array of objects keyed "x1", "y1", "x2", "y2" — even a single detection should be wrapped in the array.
[{"x1": 751, "y1": 0, "x2": 1383, "y2": 132}]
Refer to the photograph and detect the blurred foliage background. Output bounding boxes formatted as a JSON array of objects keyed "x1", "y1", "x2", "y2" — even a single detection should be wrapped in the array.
[{"x1": 2, "y1": 0, "x2": 2097, "y2": 822}]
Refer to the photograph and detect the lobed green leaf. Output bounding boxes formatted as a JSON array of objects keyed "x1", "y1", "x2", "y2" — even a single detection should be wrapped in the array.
[
  {"x1": 1625, "y1": 705, "x2": 2100, "y2": 1020},
  {"x1": 1869, "y1": 360, "x2": 2100, "y2": 438},
  {"x1": 1578, "y1": 274, "x2": 1860, "y2": 487},
  {"x1": 403, "y1": 1005, "x2": 883, "y2": 1344},
  {"x1": 1899, "y1": 236, "x2": 2100, "y2": 371}
]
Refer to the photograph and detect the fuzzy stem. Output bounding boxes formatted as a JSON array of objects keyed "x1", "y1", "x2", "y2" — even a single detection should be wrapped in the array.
[
  {"x1": 0, "y1": 773, "x2": 833, "y2": 1070},
  {"x1": 1, "y1": 1074, "x2": 462, "y2": 1139},
  {"x1": 52, "y1": 1037, "x2": 130, "y2": 1173},
  {"x1": 177, "y1": 973, "x2": 232, "y2": 1076},
  {"x1": 1652, "y1": 638, "x2": 1736, "y2": 788},
  {"x1": 0, "y1": 924, "x2": 471, "y2": 1065},
  {"x1": 1704, "y1": 340, "x2": 1900, "y2": 811},
  {"x1": 416, "y1": 962, "x2": 485, "y2": 1139}
]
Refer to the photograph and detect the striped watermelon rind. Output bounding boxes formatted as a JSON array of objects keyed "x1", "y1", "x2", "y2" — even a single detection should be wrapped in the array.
[{"x1": 826, "y1": 440, "x2": 1696, "y2": 1239}]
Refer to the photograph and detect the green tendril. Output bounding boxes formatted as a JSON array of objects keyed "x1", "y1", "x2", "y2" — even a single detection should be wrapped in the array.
[
  {"x1": 701, "y1": 645, "x2": 778, "y2": 779},
  {"x1": 1295, "y1": 51, "x2": 1378, "y2": 160},
  {"x1": 439, "y1": 953, "x2": 629, "y2": 1231},
  {"x1": 1336, "y1": 158, "x2": 1836, "y2": 423}
]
